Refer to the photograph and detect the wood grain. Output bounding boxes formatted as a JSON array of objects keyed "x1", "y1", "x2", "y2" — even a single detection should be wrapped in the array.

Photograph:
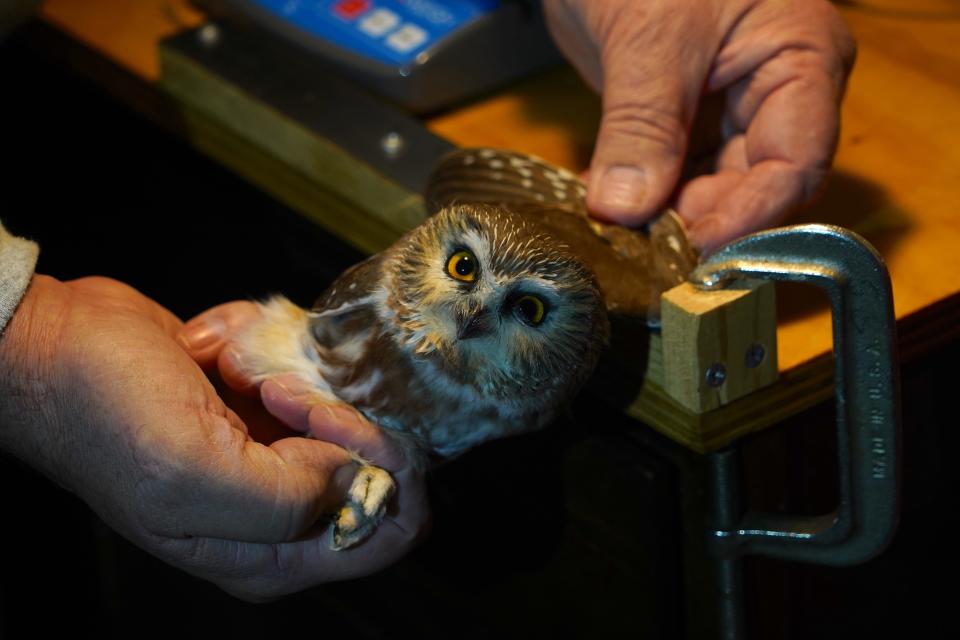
[{"x1": 661, "y1": 280, "x2": 778, "y2": 414}]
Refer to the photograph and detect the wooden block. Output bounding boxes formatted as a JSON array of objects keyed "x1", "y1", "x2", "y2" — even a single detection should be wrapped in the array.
[{"x1": 660, "y1": 280, "x2": 778, "y2": 414}]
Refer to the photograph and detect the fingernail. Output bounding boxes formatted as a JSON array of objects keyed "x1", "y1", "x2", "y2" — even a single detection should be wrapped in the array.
[
  {"x1": 269, "y1": 376, "x2": 312, "y2": 400},
  {"x1": 331, "y1": 463, "x2": 360, "y2": 496},
  {"x1": 177, "y1": 317, "x2": 225, "y2": 351},
  {"x1": 593, "y1": 165, "x2": 647, "y2": 213},
  {"x1": 223, "y1": 344, "x2": 246, "y2": 370},
  {"x1": 321, "y1": 404, "x2": 364, "y2": 427},
  {"x1": 267, "y1": 378, "x2": 296, "y2": 402}
]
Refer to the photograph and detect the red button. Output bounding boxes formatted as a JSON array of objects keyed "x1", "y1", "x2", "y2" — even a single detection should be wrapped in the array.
[{"x1": 334, "y1": 0, "x2": 370, "y2": 20}]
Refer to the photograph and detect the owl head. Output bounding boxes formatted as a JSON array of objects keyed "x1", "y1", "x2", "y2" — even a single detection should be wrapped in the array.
[{"x1": 385, "y1": 204, "x2": 609, "y2": 400}]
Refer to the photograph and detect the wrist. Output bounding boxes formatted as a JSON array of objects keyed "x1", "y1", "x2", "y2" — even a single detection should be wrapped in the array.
[{"x1": 0, "y1": 275, "x2": 70, "y2": 476}]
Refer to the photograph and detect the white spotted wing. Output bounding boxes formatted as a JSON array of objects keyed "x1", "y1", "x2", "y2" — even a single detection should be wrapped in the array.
[{"x1": 425, "y1": 148, "x2": 699, "y2": 326}]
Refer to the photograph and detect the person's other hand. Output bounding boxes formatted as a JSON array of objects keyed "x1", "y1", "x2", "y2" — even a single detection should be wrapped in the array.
[
  {"x1": 544, "y1": 0, "x2": 856, "y2": 252},
  {"x1": 0, "y1": 276, "x2": 427, "y2": 600}
]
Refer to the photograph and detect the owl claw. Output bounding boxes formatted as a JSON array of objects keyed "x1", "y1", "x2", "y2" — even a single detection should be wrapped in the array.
[{"x1": 330, "y1": 464, "x2": 395, "y2": 550}]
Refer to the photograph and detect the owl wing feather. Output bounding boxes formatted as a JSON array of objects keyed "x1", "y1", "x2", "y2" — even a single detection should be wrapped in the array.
[
  {"x1": 312, "y1": 252, "x2": 384, "y2": 313},
  {"x1": 424, "y1": 148, "x2": 698, "y2": 325},
  {"x1": 309, "y1": 252, "x2": 386, "y2": 350}
]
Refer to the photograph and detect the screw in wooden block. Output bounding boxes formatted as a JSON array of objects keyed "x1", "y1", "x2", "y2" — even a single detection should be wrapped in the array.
[
  {"x1": 705, "y1": 363, "x2": 727, "y2": 388},
  {"x1": 745, "y1": 343, "x2": 766, "y2": 369},
  {"x1": 660, "y1": 279, "x2": 779, "y2": 414}
]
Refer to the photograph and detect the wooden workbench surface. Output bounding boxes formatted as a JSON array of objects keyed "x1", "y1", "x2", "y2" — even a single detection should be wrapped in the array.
[{"x1": 35, "y1": 0, "x2": 960, "y2": 448}]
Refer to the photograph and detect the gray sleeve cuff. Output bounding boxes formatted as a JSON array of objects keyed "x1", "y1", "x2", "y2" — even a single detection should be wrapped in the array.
[{"x1": 0, "y1": 221, "x2": 40, "y2": 334}]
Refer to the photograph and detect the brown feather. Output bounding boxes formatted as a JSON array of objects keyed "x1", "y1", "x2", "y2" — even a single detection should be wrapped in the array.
[{"x1": 425, "y1": 148, "x2": 699, "y2": 325}]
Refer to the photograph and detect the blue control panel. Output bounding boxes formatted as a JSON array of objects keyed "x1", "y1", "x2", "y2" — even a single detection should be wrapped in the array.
[{"x1": 252, "y1": 0, "x2": 500, "y2": 66}]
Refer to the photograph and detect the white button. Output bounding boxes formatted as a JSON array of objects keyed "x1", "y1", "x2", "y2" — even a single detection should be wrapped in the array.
[
  {"x1": 358, "y1": 8, "x2": 399, "y2": 37},
  {"x1": 386, "y1": 23, "x2": 428, "y2": 53}
]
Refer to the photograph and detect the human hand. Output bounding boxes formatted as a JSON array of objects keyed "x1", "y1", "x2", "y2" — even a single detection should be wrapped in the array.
[
  {"x1": 178, "y1": 299, "x2": 429, "y2": 550},
  {"x1": 0, "y1": 276, "x2": 427, "y2": 600},
  {"x1": 543, "y1": 0, "x2": 856, "y2": 252}
]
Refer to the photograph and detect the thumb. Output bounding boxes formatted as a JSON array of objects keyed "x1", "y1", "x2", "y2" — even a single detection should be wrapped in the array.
[
  {"x1": 586, "y1": 18, "x2": 715, "y2": 225},
  {"x1": 165, "y1": 422, "x2": 358, "y2": 544}
]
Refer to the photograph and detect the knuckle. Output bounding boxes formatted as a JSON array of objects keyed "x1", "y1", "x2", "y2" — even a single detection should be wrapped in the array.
[
  {"x1": 769, "y1": 45, "x2": 848, "y2": 99},
  {"x1": 71, "y1": 276, "x2": 138, "y2": 300},
  {"x1": 819, "y1": 12, "x2": 857, "y2": 77},
  {"x1": 802, "y1": 1, "x2": 858, "y2": 75},
  {"x1": 600, "y1": 100, "x2": 687, "y2": 158},
  {"x1": 772, "y1": 46, "x2": 828, "y2": 77}
]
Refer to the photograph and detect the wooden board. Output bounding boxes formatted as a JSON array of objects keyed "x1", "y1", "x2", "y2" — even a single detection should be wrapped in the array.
[{"x1": 33, "y1": 0, "x2": 960, "y2": 451}]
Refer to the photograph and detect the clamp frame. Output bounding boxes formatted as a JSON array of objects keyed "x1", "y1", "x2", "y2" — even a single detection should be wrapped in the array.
[{"x1": 690, "y1": 224, "x2": 902, "y2": 638}]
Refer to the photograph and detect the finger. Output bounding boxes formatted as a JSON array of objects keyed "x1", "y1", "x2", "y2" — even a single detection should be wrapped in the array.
[
  {"x1": 585, "y1": 10, "x2": 722, "y2": 225},
  {"x1": 384, "y1": 467, "x2": 431, "y2": 534},
  {"x1": 675, "y1": 135, "x2": 749, "y2": 224},
  {"x1": 261, "y1": 379, "x2": 410, "y2": 472},
  {"x1": 284, "y1": 467, "x2": 429, "y2": 582},
  {"x1": 306, "y1": 403, "x2": 410, "y2": 472},
  {"x1": 727, "y1": 50, "x2": 844, "y2": 179},
  {"x1": 217, "y1": 343, "x2": 260, "y2": 395},
  {"x1": 685, "y1": 159, "x2": 812, "y2": 252},
  {"x1": 681, "y1": 65, "x2": 842, "y2": 251},
  {"x1": 259, "y1": 374, "x2": 325, "y2": 433},
  {"x1": 177, "y1": 301, "x2": 262, "y2": 367},
  {"x1": 679, "y1": 3, "x2": 854, "y2": 251},
  {"x1": 676, "y1": 168, "x2": 745, "y2": 225},
  {"x1": 706, "y1": 2, "x2": 855, "y2": 98},
  {"x1": 155, "y1": 469, "x2": 428, "y2": 600}
]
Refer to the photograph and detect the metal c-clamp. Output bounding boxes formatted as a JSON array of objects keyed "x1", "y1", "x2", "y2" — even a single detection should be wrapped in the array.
[{"x1": 689, "y1": 224, "x2": 902, "y2": 638}]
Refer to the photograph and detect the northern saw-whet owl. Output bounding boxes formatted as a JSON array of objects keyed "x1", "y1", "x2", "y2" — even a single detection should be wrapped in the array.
[{"x1": 235, "y1": 148, "x2": 698, "y2": 549}]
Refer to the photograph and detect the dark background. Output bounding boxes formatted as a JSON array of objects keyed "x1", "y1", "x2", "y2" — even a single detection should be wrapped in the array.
[{"x1": 1, "y1": 28, "x2": 957, "y2": 639}]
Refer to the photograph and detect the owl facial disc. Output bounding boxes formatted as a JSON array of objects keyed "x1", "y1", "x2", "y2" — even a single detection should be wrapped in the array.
[{"x1": 386, "y1": 203, "x2": 609, "y2": 399}]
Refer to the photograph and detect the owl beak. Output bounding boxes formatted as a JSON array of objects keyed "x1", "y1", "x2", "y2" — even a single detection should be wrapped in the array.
[{"x1": 457, "y1": 307, "x2": 493, "y2": 341}]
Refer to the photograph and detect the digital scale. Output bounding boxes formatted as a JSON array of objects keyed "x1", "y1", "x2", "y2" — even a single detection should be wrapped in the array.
[{"x1": 195, "y1": 0, "x2": 560, "y2": 112}]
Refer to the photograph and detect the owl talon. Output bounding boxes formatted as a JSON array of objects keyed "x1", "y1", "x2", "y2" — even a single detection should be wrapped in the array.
[{"x1": 330, "y1": 464, "x2": 395, "y2": 550}]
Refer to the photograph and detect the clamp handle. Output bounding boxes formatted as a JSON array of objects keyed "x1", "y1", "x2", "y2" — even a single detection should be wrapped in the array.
[{"x1": 695, "y1": 224, "x2": 901, "y2": 565}]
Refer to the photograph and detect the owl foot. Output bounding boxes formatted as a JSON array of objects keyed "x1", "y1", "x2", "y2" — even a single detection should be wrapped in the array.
[{"x1": 330, "y1": 464, "x2": 396, "y2": 550}]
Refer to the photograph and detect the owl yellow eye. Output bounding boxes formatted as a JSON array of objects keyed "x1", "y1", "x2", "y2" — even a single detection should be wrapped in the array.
[
  {"x1": 446, "y1": 250, "x2": 477, "y2": 282},
  {"x1": 514, "y1": 295, "x2": 546, "y2": 326}
]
